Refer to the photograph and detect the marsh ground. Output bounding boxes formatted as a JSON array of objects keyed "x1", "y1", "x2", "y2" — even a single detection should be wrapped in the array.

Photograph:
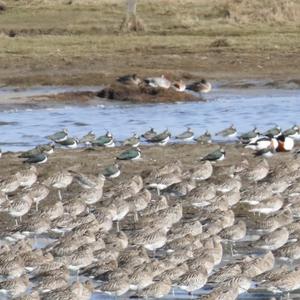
[{"x1": 0, "y1": 0, "x2": 299, "y2": 87}]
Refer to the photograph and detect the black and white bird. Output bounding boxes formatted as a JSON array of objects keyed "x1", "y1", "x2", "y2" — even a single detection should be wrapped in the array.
[{"x1": 201, "y1": 148, "x2": 225, "y2": 162}]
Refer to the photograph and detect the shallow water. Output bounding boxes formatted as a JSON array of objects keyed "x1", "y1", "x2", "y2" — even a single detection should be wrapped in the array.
[{"x1": 0, "y1": 88, "x2": 300, "y2": 152}]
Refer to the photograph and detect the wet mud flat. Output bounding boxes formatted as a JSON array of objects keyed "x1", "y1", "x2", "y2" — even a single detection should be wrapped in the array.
[{"x1": 0, "y1": 142, "x2": 300, "y2": 299}]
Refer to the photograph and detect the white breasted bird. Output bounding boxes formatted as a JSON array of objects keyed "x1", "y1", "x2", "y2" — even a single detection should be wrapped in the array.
[
  {"x1": 263, "y1": 125, "x2": 281, "y2": 138},
  {"x1": 186, "y1": 79, "x2": 212, "y2": 93},
  {"x1": 194, "y1": 130, "x2": 212, "y2": 144},
  {"x1": 276, "y1": 134, "x2": 294, "y2": 152},
  {"x1": 201, "y1": 148, "x2": 225, "y2": 162},
  {"x1": 103, "y1": 164, "x2": 121, "y2": 178},
  {"x1": 47, "y1": 128, "x2": 68, "y2": 142},
  {"x1": 176, "y1": 127, "x2": 194, "y2": 141},
  {"x1": 216, "y1": 124, "x2": 237, "y2": 138},
  {"x1": 246, "y1": 136, "x2": 278, "y2": 151},
  {"x1": 148, "y1": 129, "x2": 171, "y2": 146},
  {"x1": 123, "y1": 133, "x2": 140, "y2": 147},
  {"x1": 92, "y1": 131, "x2": 115, "y2": 148},
  {"x1": 117, "y1": 148, "x2": 141, "y2": 160},
  {"x1": 56, "y1": 137, "x2": 79, "y2": 149},
  {"x1": 23, "y1": 153, "x2": 48, "y2": 164},
  {"x1": 238, "y1": 127, "x2": 260, "y2": 144},
  {"x1": 144, "y1": 75, "x2": 171, "y2": 89}
]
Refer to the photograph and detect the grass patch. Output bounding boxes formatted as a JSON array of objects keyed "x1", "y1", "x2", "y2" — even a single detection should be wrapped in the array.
[{"x1": 0, "y1": 0, "x2": 299, "y2": 85}]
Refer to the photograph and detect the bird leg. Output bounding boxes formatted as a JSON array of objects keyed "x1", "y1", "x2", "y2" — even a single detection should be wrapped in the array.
[
  {"x1": 116, "y1": 221, "x2": 120, "y2": 233},
  {"x1": 230, "y1": 241, "x2": 237, "y2": 256},
  {"x1": 58, "y1": 189, "x2": 62, "y2": 201},
  {"x1": 156, "y1": 187, "x2": 160, "y2": 196},
  {"x1": 35, "y1": 201, "x2": 39, "y2": 212},
  {"x1": 230, "y1": 242, "x2": 234, "y2": 257},
  {"x1": 134, "y1": 211, "x2": 139, "y2": 223}
]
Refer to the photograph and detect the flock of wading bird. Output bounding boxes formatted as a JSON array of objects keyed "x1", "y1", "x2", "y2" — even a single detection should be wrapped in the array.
[
  {"x1": 0, "y1": 120, "x2": 300, "y2": 299},
  {"x1": 116, "y1": 74, "x2": 212, "y2": 93},
  {"x1": 8, "y1": 122, "x2": 299, "y2": 165}
]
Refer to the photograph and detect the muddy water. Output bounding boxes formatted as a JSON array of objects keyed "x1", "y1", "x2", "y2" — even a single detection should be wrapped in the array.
[{"x1": 0, "y1": 87, "x2": 299, "y2": 152}]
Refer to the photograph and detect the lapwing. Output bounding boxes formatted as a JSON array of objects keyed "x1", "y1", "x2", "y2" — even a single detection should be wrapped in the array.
[
  {"x1": 19, "y1": 147, "x2": 42, "y2": 159},
  {"x1": 216, "y1": 124, "x2": 237, "y2": 138},
  {"x1": 175, "y1": 127, "x2": 194, "y2": 141},
  {"x1": 255, "y1": 147, "x2": 274, "y2": 158},
  {"x1": 201, "y1": 148, "x2": 225, "y2": 162},
  {"x1": 276, "y1": 134, "x2": 294, "y2": 152},
  {"x1": 148, "y1": 129, "x2": 171, "y2": 146},
  {"x1": 117, "y1": 148, "x2": 141, "y2": 160},
  {"x1": 283, "y1": 125, "x2": 300, "y2": 139},
  {"x1": 194, "y1": 130, "x2": 212, "y2": 144},
  {"x1": 56, "y1": 137, "x2": 79, "y2": 149},
  {"x1": 23, "y1": 153, "x2": 48, "y2": 164},
  {"x1": 47, "y1": 128, "x2": 68, "y2": 142},
  {"x1": 263, "y1": 125, "x2": 281, "y2": 138},
  {"x1": 144, "y1": 75, "x2": 171, "y2": 89},
  {"x1": 103, "y1": 163, "x2": 121, "y2": 178},
  {"x1": 238, "y1": 127, "x2": 260, "y2": 144},
  {"x1": 117, "y1": 74, "x2": 142, "y2": 85},
  {"x1": 142, "y1": 128, "x2": 157, "y2": 141},
  {"x1": 172, "y1": 80, "x2": 186, "y2": 92},
  {"x1": 186, "y1": 79, "x2": 212, "y2": 93},
  {"x1": 123, "y1": 133, "x2": 140, "y2": 147},
  {"x1": 37, "y1": 142, "x2": 55, "y2": 154},
  {"x1": 79, "y1": 131, "x2": 96, "y2": 145},
  {"x1": 92, "y1": 131, "x2": 115, "y2": 147}
]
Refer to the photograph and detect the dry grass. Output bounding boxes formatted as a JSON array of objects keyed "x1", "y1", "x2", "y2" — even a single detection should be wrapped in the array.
[
  {"x1": 0, "y1": 0, "x2": 299, "y2": 85},
  {"x1": 219, "y1": 0, "x2": 300, "y2": 24}
]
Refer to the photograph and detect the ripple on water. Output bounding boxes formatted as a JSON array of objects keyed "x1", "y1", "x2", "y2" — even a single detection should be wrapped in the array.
[
  {"x1": 0, "y1": 121, "x2": 18, "y2": 126},
  {"x1": 73, "y1": 122, "x2": 89, "y2": 127}
]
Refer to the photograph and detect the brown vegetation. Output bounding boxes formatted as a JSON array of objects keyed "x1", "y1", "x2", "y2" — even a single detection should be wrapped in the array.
[
  {"x1": 120, "y1": 15, "x2": 145, "y2": 32},
  {"x1": 220, "y1": 0, "x2": 299, "y2": 24},
  {"x1": 210, "y1": 38, "x2": 231, "y2": 48}
]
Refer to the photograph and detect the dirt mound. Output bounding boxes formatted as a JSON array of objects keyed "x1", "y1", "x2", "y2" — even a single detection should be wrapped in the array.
[
  {"x1": 218, "y1": 0, "x2": 298, "y2": 24},
  {"x1": 210, "y1": 38, "x2": 231, "y2": 48},
  {"x1": 97, "y1": 83, "x2": 201, "y2": 103}
]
